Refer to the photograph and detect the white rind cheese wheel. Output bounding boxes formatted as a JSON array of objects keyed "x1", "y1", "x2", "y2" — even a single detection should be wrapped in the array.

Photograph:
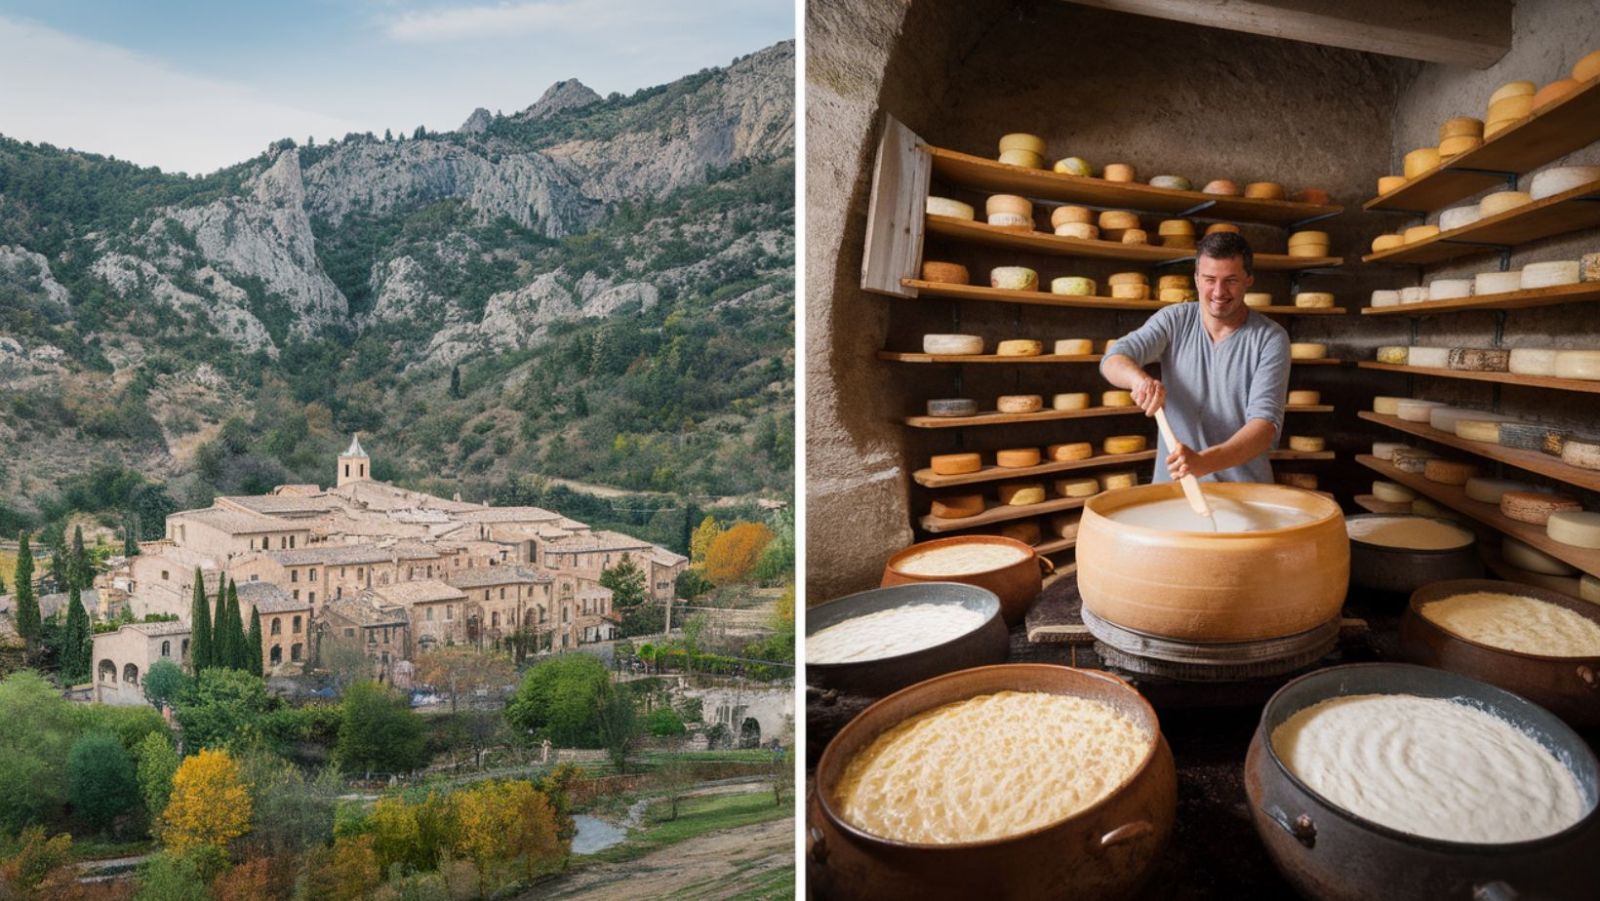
[
  {"x1": 1055, "y1": 477, "x2": 1099, "y2": 498},
  {"x1": 991, "y1": 267, "x2": 1039, "y2": 290},
  {"x1": 1288, "y1": 390, "x2": 1321, "y2": 405},
  {"x1": 1047, "y1": 442, "x2": 1093, "y2": 461},
  {"x1": 1373, "y1": 397, "x2": 1404, "y2": 415},
  {"x1": 926, "y1": 197, "x2": 976, "y2": 220},
  {"x1": 1400, "y1": 286, "x2": 1430, "y2": 304},
  {"x1": 1408, "y1": 347, "x2": 1450, "y2": 369},
  {"x1": 1479, "y1": 191, "x2": 1533, "y2": 216},
  {"x1": 996, "y1": 448, "x2": 1042, "y2": 468},
  {"x1": 997, "y1": 395, "x2": 1044, "y2": 414},
  {"x1": 1509, "y1": 348, "x2": 1559, "y2": 376},
  {"x1": 1052, "y1": 393, "x2": 1090, "y2": 411},
  {"x1": 1561, "y1": 438, "x2": 1600, "y2": 471},
  {"x1": 998, "y1": 482, "x2": 1046, "y2": 505},
  {"x1": 1287, "y1": 436, "x2": 1325, "y2": 452},
  {"x1": 1290, "y1": 343, "x2": 1327, "y2": 360},
  {"x1": 1522, "y1": 261, "x2": 1581, "y2": 289},
  {"x1": 923, "y1": 334, "x2": 984, "y2": 355},
  {"x1": 1371, "y1": 290, "x2": 1401, "y2": 307},
  {"x1": 1554, "y1": 350, "x2": 1600, "y2": 380},
  {"x1": 1429, "y1": 279, "x2": 1473, "y2": 300},
  {"x1": 930, "y1": 453, "x2": 983, "y2": 475},
  {"x1": 1547, "y1": 511, "x2": 1600, "y2": 549},
  {"x1": 1376, "y1": 346, "x2": 1409, "y2": 364},
  {"x1": 1529, "y1": 166, "x2": 1600, "y2": 200},
  {"x1": 1438, "y1": 206, "x2": 1481, "y2": 232},
  {"x1": 1424, "y1": 459, "x2": 1478, "y2": 485},
  {"x1": 1373, "y1": 441, "x2": 1410, "y2": 460},
  {"x1": 1101, "y1": 471, "x2": 1138, "y2": 490},
  {"x1": 927, "y1": 398, "x2": 979, "y2": 417},
  {"x1": 987, "y1": 212, "x2": 1033, "y2": 228},
  {"x1": 1465, "y1": 478, "x2": 1539, "y2": 504},
  {"x1": 1391, "y1": 447, "x2": 1437, "y2": 473},
  {"x1": 1501, "y1": 491, "x2": 1581, "y2": 525},
  {"x1": 1502, "y1": 537, "x2": 1578, "y2": 576},
  {"x1": 1447, "y1": 348, "x2": 1510, "y2": 372},
  {"x1": 1396, "y1": 399, "x2": 1445, "y2": 422},
  {"x1": 1102, "y1": 390, "x2": 1134, "y2": 407},
  {"x1": 1455, "y1": 420, "x2": 1504, "y2": 443},
  {"x1": 1053, "y1": 339, "x2": 1094, "y2": 355},
  {"x1": 1051, "y1": 277, "x2": 1097, "y2": 296},
  {"x1": 1103, "y1": 435, "x2": 1147, "y2": 455},
  {"x1": 1294, "y1": 292, "x2": 1335, "y2": 309},
  {"x1": 1474, "y1": 271, "x2": 1522, "y2": 295},
  {"x1": 1149, "y1": 175, "x2": 1191, "y2": 190},
  {"x1": 996, "y1": 339, "x2": 1043, "y2": 357},
  {"x1": 1372, "y1": 481, "x2": 1416, "y2": 503}
]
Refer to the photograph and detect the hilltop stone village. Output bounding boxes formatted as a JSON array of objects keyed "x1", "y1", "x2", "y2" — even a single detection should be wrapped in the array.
[{"x1": 86, "y1": 436, "x2": 688, "y2": 704}]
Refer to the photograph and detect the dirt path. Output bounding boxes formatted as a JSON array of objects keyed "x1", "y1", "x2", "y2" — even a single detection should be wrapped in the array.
[{"x1": 528, "y1": 816, "x2": 793, "y2": 900}]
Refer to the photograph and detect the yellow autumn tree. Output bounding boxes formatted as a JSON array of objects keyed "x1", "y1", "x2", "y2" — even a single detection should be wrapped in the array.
[
  {"x1": 162, "y1": 748, "x2": 252, "y2": 854},
  {"x1": 704, "y1": 521, "x2": 774, "y2": 585},
  {"x1": 452, "y1": 781, "x2": 521, "y2": 895},
  {"x1": 506, "y1": 781, "x2": 563, "y2": 881},
  {"x1": 689, "y1": 515, "x2": 722, "y2": 564}
]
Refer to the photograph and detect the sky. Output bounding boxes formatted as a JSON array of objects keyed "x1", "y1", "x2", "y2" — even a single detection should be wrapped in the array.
[{"x1": 0, "y1": 0, "x2": 793, "y2": 176}]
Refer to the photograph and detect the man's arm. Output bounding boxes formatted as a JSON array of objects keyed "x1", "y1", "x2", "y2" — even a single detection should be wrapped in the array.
[
  {"x1": 1101, "y1": 353, "x2": 1164, "y2": 416},
  {"x1": 1166, "y1": 418, "x2": 1277, "y2": 481}
]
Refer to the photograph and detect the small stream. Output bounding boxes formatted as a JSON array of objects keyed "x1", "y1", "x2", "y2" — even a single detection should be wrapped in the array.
[{"x1": 570, "y1": 814, "x2": 628, "y2": 855}]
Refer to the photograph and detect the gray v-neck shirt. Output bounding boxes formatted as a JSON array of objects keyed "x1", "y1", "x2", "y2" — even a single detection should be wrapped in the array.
[{"x1": 1102, "y1": 303, "x2": 1290, "y2": 484}]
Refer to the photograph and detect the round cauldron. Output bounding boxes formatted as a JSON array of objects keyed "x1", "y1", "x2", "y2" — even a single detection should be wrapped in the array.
[
  {"x1": 881, "y1": 535, "x2": 1053, "y2": 626},
  {"x1": 1346, "y1": 514, "x2": 1481, "y2": 594}
]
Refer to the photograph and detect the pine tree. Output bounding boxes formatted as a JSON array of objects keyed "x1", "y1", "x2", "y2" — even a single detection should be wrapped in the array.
[
  {"x1": 63, "y1": 584, "x2": 91, "y2": 684},
  {"x1": 248, "y1": 607, "x2": 264, "y2": 678},
  {"x1": 14, "y1": 532, "x2": 40, "y2": 647},
  {"x1": 71, "y1": 525, "x2": 90, "y2": 590},
  {"x1": 189, "y1": 568, "x2": 213, "y2": 671},
  {"x1": 225, "y1": 580, "x2": 246, "y2": 670}
]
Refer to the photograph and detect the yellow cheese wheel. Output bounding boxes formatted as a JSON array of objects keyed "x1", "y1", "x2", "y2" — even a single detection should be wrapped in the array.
[
  {"x1": 1098, "y1": 210, "x2": 1141, "y2": 230},
  {"x1": 1121, "y1": 229, "x2": 1150, "y2": 246},
  {"x1": 1372, "y1": 481, "x2": 1416, "y2": 503},
  {"x1": 1288, "y1": 230, "x2": 1329, "y2": 247},
  {"x1": 1203, "y1": 180, "x2": 1240, "y2": 195},
  {"x1": 1289, "y1": 343, "x2": 1327, "y2": 360},
  {"x1": 1054, "y1": 223, "x2": 1100, "y2": 240},
  {"x1": 998, "y1": 482, "x2": 1046, "y2": 506},
  {"x1": 1489, "y1": 80, "x2": 1535, "y2": 105},
  {"x1": 1423, "y1": 459, "x2": 1478, "y2": 485},
  {"x1": 1501, "y1": 491, "x2": 1581, "y2": 525},
  {"x1": 1102, "y1": 390, "x2": 1134, "y2": 407},
  {"x1": 1108, "y1": 272, "x2": 1148, "y2": 286},
  {"x1": 986, "y1": 194, "x2": 1032, "y2": 217},
  {"x1": 1102, "y1": 163, "x2": 1136, "y2": 182},
  {"x1": 1046, "y1": 442, "x2": 1094, "y2": 461},
  {"x1": 1377, "y1": 175, "x2": 1407, "y2": 194},
  {"x1": 1052, "y1": 393, "x2": 1090, "y2": 411},
  {"x1": 996, "y1": 339, "x2": 1043, "y2": 357},
  {"x1": 1050, "y1": 513, "x2": 1082, "y2": 541},
  {"x1": 930, "y1": 453, "x2": 982, "y2": 475},
  {"x1": 998, "y1": 133, "x2": 1046, "y2": 155},
  {"x1": 1277, "y1": 472, "x2": 1318, "y2": 490},
  {"x1": 1455, "y1": 419, "x2": 1503, "y2": 443},
  {"x1": 1404, "y1": 147, "x2": 1441, "y2": 178},
  {"x1": 1439, "y1": 117, "x2": 1484, "y2": 140},
  {"x1": 1575, "y1": 49, "x2": 1600, "y2": 83},
  {"x1": 1205, "y1": 222, "x2": 1241, "y2": 235},
  {"x1": 1103, "y1": 435, "x2": 1148, "y2": 455},
  {"x1": 1487, "y1": 94, "x2": 1535, "y2": 123},
  {"x1": 998, "y1": 148, "x2": 1045, "y2": 169},
  {"x1": 1050, "y1": 277, "x2": 1097, "y2": 296},
  {"x1": 1371, "y1": 234, "x2": 1406, "y2": 252},
  {"x1": 991, "y1": 267, "x2": 1039, "y2": 290},
  {"x1": 996, "y1": 448, "x2": 1042, "y2": 468},
  {"x1": 1159, "y1": 235, "x2": 1196, "y2": 249},
  {"x1": 1439, "y1": 135, "x2": 1483, "y2": 157},
  {"x1": 930, "y1": 494, "x2": 984, "y2": 519},
  {"x1": 1480, "y1": 191, "x2": 1533, "y2": 216},
  {"x1": 1101, "y1": 471, "x2": 1138, "y2": 490},
  {"x1": 1055, "y1": 477, "x2": 1099, "y2": 498},
  {"x1": 1244, "y1": 292, "x2": 1273, "y2": 308},
  {"x1": 1110, "y1": 283, "x2": 1150, "y2": 300},
  {"x1": 1288, "y1": 243, "x2": 1329, "y2": 259},
  {"x1": 999, "y1": 521, "x2": 1042, "y2": 546},
  {"x1": 1533, "y1": 79, "x2": 1580, "y2": 110},
  {"x1": 1287, "y1": 390, "x2": 1320, "y2": 405},
  {"x1": 1287, "y1": 436, "x2": 1325, "y2": 452},
  {"x1": 1050, "y1": 205, "x2": 1093, "y2": 227},
  {"x1": 1484, "y1": 117, "x2": 1524, "y2": 140},
  {"x1": 1157, "y1": 274, "x2": 1190, "y2": 291},
  {"x1": 1159, "y1": 288, "x2": 1196, "y2": 303},
  {"x1": 1372, "y1": 396, "x2": 1403, "y2": 415},
  {"x1": 1294, "y1": 292, "x2": 1335, "y2": 309},
  {"x1": 1157, "y1": 219, "x2": 1195, "y2": 236},
  {"x1": 920, "y1": 261, "x2": 970, "y2": 284},
  {"x1": 1053, "y1": 157, "x2": 1094, "y2": 177},
  {"x1": 1053, "y1": 339, "x2": 1094, "y2": 356},
  {"x1": 1376, "y1": 346, "x2": 1409, "y2": 364},
  {"x1": 926, "y1": 197, "x2": 976, "y2": 220},
  {"x1": 1403, "y1": 224, "x2": 1441, "y2": 243},
  {"x1": 1244, "y1": 182, "x2": 1285, "y2": 200},
  {"x1": 997, "y1": 395, "x2": 1043, "y2": 414}
]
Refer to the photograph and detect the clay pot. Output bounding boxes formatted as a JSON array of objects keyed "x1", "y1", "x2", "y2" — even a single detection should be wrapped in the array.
[
  {"x1": 881, "y1": 535, "x2": 1053, "y2": 626},
  {"x1": 808, "y1": 664, "x2": 1176, "y2": 900},
  {"x1": 1076, "y1": 482, "x2": 1348, "y2": 642},
  {"x1": 1346, "y1": 514, "x2": 1480, "y2": 594}
]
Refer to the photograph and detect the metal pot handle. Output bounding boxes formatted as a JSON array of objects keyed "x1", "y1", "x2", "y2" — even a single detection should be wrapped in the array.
[
  {"x1": 1036, "y1": 554, "x2": 1056, "y2": 575},
  {"x1": 807, "y1": 824, "x2": 828, "y2": 865},
  {"x1": 1263, "y1": 805, "x2": 1316, "y2": 849},
  {"x1": 1577, "y1": 665, "x2": 1597, "y2": 691},
  {"x1": 1100, "y1": 820, "x2": 1154, "y2": 848},
  {"x1": 1472, "y1": 880, "x2": 1517, "y2": 901}
]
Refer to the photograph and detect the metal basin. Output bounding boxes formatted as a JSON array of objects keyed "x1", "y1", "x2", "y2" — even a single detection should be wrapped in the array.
[{"x1": 806, "y1": 582, "x2": 1009, "y2": 698}]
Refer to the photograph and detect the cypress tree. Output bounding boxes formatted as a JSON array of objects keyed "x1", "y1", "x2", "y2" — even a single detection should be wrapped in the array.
[
  {"x1": 123, "y1": 513, "x2": 140, "y2": 557},
  {"x1": 62, "y1": 584, "x2": 90, "y2": 684},
  {"x1": 71, "y1": 525, "x2": 90, "y2": 590},
  {"x1": 14, "y1": 532, "x2": 40, "y2": 647},
  {"x1": 225, "y1": 580, "x2": 246, "y2": 670},
  {"x1": 248, "y1": 606, "x2": 264, "y2": 677},
  {"x1": 213, "y1": 578, "x2": 233, "y2": 670},
  {"x1": 49, "y1": 545, "x2": 68, "y2": 593},
  {"x1": 188, "y1": 568, "x2": 212, "y2": 671}
]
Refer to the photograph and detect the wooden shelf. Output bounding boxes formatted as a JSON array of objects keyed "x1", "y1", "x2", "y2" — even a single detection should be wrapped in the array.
[
  {"x1": 1357, "y1": 454, "x2": 1600, "y2": 577},
  {"x1": 926, "y1": 216, "x2": 1343, "y2": 271},
  {"x1": 926, "y1": 145, "x2": 1343, "y2": 226},
  {"x1": 1353, "y1": 494, "x2": 1410, "y2": 514},
  {"x1": 913, "y1": 450, "x2": 1156, "y2": 488},
  {"x1": 1254, "y1": 306, "x2": 1349, "y2": 316},
  {"x1": 1364, "y1": 76, "x2": 1600, "y2": 214},
  {"x1": 1362, "y1": 178, "x2": 1600, "y2": 266},
  {"x1": 904, "y1": 405, "x2": 1145, "y2": 429},
  {"x1": 1269, "y1": 450, "x2": 1336, "y2": 461},
  {"x1": 1358, "y1": 411, "x2": 1600, "y2": 493},
  {"x1": 1035, "y1": 535, "x2": 1077, "y2": 556},
  {"x1": 900, "y1": 279, "x2": 1347, "y2": 314},
  {"x1": 921, "y1": 494, "x2": 1097, "y2": 533},
  {"x1": 1357, "y1": 361, "x2": 1600, "y2": 395},
  {"x1": 880, "y1": 351, "x2": 1102, "y2": 365},
  {"x1": 1291, "y1": 358, "x2": 1343, "y2": 366},
  {"x1": 1287, "y1": 405, "x2": 1335, "y2": 413},
  {"x1": 1360, "y1": 281, "x2": 1600, "y2": 317}
]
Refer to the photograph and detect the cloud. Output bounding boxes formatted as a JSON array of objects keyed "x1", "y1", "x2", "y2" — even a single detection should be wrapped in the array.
[
  {"x1": 383, "y1": 0, "x2": 704, "y2": 43},
  {"x1": 0, "y1": 16, "x2": 361, "y2": 175}
]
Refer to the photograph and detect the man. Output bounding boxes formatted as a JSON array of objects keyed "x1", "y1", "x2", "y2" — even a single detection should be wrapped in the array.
[{"x1": 1099, "y1": 231, "x2": 1290, "y2": 484}]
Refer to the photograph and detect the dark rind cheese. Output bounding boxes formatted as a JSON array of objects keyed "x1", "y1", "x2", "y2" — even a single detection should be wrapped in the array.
[
  {"x1": 1447, "y1": 348, "x2": 1510, "y2": 372},
  {"x1": 1498, "y1": 422, "x2": 1565, "y2": 452}
]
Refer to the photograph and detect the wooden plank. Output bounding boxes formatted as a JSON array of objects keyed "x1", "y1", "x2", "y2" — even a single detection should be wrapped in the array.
[
  {"x1": 1357, "y1": 455, "x2": 1600, "y2": 577},
  {"x1": 1363, "y1": 179, "x2": 1600, "y2": 266},
  {"x1": 878, "y1": 351, "x2": 1103, "y2": 365},
  {"x1": 1062, "y1": 0, "x2": 1511, "y2": 69},
  {"x1": 1290, "y1": 358, "x2": 1342, "y2": 366},
  {"x1": 1357, "y1": 361, "x2": 1600, "y2": 395},
  {"x1": 925, "y1": 145, "x2": 1341, "y2": 225},
  {"x1": 925, "y1": 215, "x2": 1343, "y2": 271},
  {"x1": 905, "y1": 405, "x2": 1145, "y2": 429},
  {"x1": 1358, "y1": 410, "x2": 1600, "y2": 493},
  {"x1": 913, "y1": 450, "x2": 1157, "y2": 488},
  {"x1": 1035, "y1": 536, "x2": 1078, "y2": 556},
  {"x1": 1365, "y1": 75, "x2": 1600, "y2": 213},
  {"x1": 1361, "y1": 281, "x2": 1600, "y2": 317},
  {"x1": 1268, "y1": 450, "x2": 1335, "y2": 461},
  {"x1": 1255, "y1": 306, "x2": 1349, "y2": 316},
  {"x1": 860, "y1": 115, "x2": 931, "y2": 297},
  {"x1": 905, "y1": 279, "x2": 1166, "y2": 311},
  {"x1": 1287, "y1": 405, "x2": 1335, "y2": 412},
  {"x1": 920, "y1": 494, "x2": 1095, "y2": 533}
]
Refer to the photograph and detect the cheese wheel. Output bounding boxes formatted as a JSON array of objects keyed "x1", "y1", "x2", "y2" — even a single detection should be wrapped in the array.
[
  {"x1": 991, "y1": 267, "x2": 1038, "y2": 290},
  {"x1": 1372, "y1": 481, "x2": 1416, "y2": 503},
  {"x1": 1052, "y1": 393, "x2": 1090, "y2": 411},
  {"x1": 1291, "y1": 188, "x2": 1331, "y2": 205},
  {"x1": 1046, "y1": 442, "x2": 1094, "y2": 461},
  {"x1": 1376, "y1": 346, "x2": 1409, "y2": 365},
  {"x1": 930, "y1": 453, "x2": 982, "y2": 475},
  {"x1": 1122, "y1": 229, "x2": 1152, "y2": 246},
  {"x1": 1438, "y1": 206, "x2": 1481, "y2": 232},
  {"x1": 1288, "y1": 230, "x2": 1329, "y2": 247},
  {"x1": 1050, "y1": 276, "x2": 1097, "y2": 296},
  {"x1": 1502, "y1": 537, "x2": 1578, "y2": 576},
  {"x1": 1277, "y1": 472, "x2": 1318, "y2": 490},
  {"x1": 1438, "y1": 135, "x2": 1483, "y2": 157},
  {"x1": 1373, "y1": 441, "x2": 1410, "y2": 460},
  {"x1": 1107, "y1": 271, "x2": 1148, "y2": 286},
  {"x1": 1287, "y1": 436, "x2": 1325, "y2": 452},
  {"x1": 1371, "y1": 234, "x2": 1405, "y2": 252},
  {"x1": 1157, "y1": 233, "x2": 1193, "y2": 249},
  {"x1": 1373, "y1": 397, "x2": 1404, "y2": 415},
  {"x1": 987, "y1": 212, "x2": 1033, "y2": 229},
  {"x1": 1455, "y1": 420, "x2": 1503, "y2": 443},
  {"x1": 1554, "y1": 350, "x2": 1600, "y2": 380},
  {"x1": 1411, "y1": 498, "x2": 1452, "y2": 518},
  {"x1": 1430, "y1": 407, "x2": 1507, "y2": 433},
  {"x1": 996, "y1": 339, "x2": 1043, "y2": 357},
  {"x1": 1390, "y1": 448, "x2": 1437, "y2": 473},
  {"x1": 1102, "y1": 163, "x2": 1136, "y2": 182},
  {"x1": 1533, "y1": 79, "x2": 1581, "y2": 110},
  {"x1": 1544, "y1": 431, "x2": 1571, "y2": 457},
  {"x1": 1408, "y1": 347, "x2": 1449, "y2": 369},
  {"x1": 1547, "y1": 511, "x2": 1600, "y2": 549},
  {"x1": 1474, "y1": 271, "x2": 1522, "y2": 295},
  {"x1": 1498, "y1": 422, "x2": 1563, "y2": 452},
  {"x1": 1429, "y1": 279, "x2": 1474, "y2": 300},
  {"x1": 1287, "y1": 390, "x2": 1320, "y2": 405},
  {"x1": 1050, "y1": 513, "x2": 1082, "y2": 540},
  {"x1": 1149, "y1": 175, "x2": 1191, "y2": 191},
  {"x1": 1289, "y1": 343, "x2": 1327, "y2": 360},
  {"x1": 1050, "y1": 205, "x2": 1094, "y2": 227},
  {"x1": 926, "y1": 197, "x2": 976, "y2": 220},
  {"x1": 1584, "y1": 575, "x2": 1600, "y2": 605},
  {"x1": 1288, "y1": 243, "x2": 1329, "y2": 258},
  {"x1": 1244, "y1": 292, "x2": 1273, "y2": 308},
  {"x1": 1530, "y1": 166, "x2": 1600, "y2": 200},
  {"x1": 1054, "y1": 223, "x2": 1100, "y2": 240},
  {"x1": 1439, "y1": 117, "x2": 1484, "y2": 140},
  {"x1": 1501, "y1": 491, "x2": 1581, "y2": 524},
  {"x1": 1583, "y1": 252, "x2": 1600, "y2": 282},
  {"x1": 1159, "y1": 288, "x2": 1195, "y2": 303},
  {"x1": 997, "y1": 395, "x2": 1043, "y2": 414},
  {"x1": 1098, "y1": 210, "x2": 1141, "y2": 230},
  {"x1": 1489, "y1": 80, "x2": 1536, "y2": 105},
  {"x1": 1447, "y1": 348, "x2": 1510, "y2": 372},
  {"x1": 1508, "y1": 348, "x2": 1558, "y2": 376},
  {"x1": 1464, "y1": 478, "x2": 1538, "y2": 504},
  {"x1": 926, "y1": 398, "x2": 978, "y2": 417},
  {"x1": 1101, "y1": 339, "x2": 1118, "y2": 354},
  {"x1": 1396, "y1": 398, "x2": 1445, "y2": 422},
  {"x1": 1053, "y1": 338, "x2": 1094, "y2": 355},
  {"x1": 1294, "y1": 292, "x2": 1336, "y2": 309},
  {"x1": 1103, "y1": 435, "x2": 1147, "y2": 455},
  {"x1": 1377, "y1": 175, "x2": 1407, "y2": 195},
  {"x1": 998, "y1": 133, "x2": 1046, "y2": 155},
  {"x1": 1157, "y1": 218, "x2": 1195, "y2": 236},
  {"x1": 930, "y1": 494, "x2": 984, "y2": 519},
  {"x1": 996, "y1": 447, "x2": 1042, "y2": 468},
  {"x1": 1110, "y1": 283, "x2": 1150, "y2": 300},
  {"x1": 1424, "y1": 459, "x2": 1478, "y2": 485},
  {"x1": 1055, "y1": 477, "x2": 1100, "y2": 498},
  {"x1": 999, "y1": 521, "x2": 1042, "y2": 546},
  {"x1": 1576, "y1": 49, "x2": 1600, "y2": 82},
  {"x1": 1487, "y1": 94, "x2": 1534, "y2": 123},
  {"x1": 1157, "y1": 274, "x2": 1190, "y2": 291},
  {"x1": 1522, "y1": 261, "x2": 1581, "y2": 289},
  {"x1": 1205, "y1": 222, "x2": 1241, "y2": 235},
  {"x1": 921, "y1": 261, "x2": 971, "y2": 285},
  {"x1": 1203, "y1": 180, "x2": 1240, "y2": 195},
  {"x1": 1102, "y1": 390, "x2": 1134, "y2": 407},
  {"x1": 998, "y1": 148, "x2": 1046, "y2": 169},
  {"x1": 1404, "y1": 147, "x2": 1441, "y2": 178},
  {"x1": 1400, "y1": 286, "x2": 1430, "y2": 304},
  {"x1": 998, "y1": 482, "x2": 1046, "y2": 505},
  {"x1": 1484, "y1": 117, "x2": 1524, "y2": 140},
  {"x1": 1560, "y1": 438, "x2": 1600, "y2": 470},
  {"x1": 1479, "y1": 191, "x2": 1532, "y2": 217},
  {"x1": 1404, "y1": 224, "x2": 1441, "y2": 243},
  {"x1": 1371, "y1": 290, "x2": 1401, "y2": 307},
  {"x1": 1244, "y1": 182, "x2": 1285, "y2": 200},
  {"x1": 1053, "y1": 157, "x2": 1094, "y2": 177},
  {"x1": 986, "y1": 194, "x2": 1032, "y2": 217},
  {"x1": 1101, "y1": 471, "x2": 1138, "y2": 490},
  {"x1": 923, "y1": 334, "x2": 984, "y2": 355}
]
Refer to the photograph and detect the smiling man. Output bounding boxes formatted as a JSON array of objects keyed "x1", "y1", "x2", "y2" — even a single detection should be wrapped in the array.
[{"x1": 1099, "y1": 232, "x2": 1290, "y2": 484}]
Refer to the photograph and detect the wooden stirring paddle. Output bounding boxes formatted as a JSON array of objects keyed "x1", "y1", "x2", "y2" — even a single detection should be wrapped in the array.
[{"x1": 1154, "y1": 407, "x2": 1213, "y2": 520}]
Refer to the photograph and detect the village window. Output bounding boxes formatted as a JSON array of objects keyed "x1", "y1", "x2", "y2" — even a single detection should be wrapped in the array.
[
  {"x1": 308, "y1": 591, "x2": 315, "y2": 604},
  {"x1": 271, "y1": 618, "x2": 281, "y2": 636},
  {"x1": 270, "y1": 645, "x2": 282, "y2": 664},
  {"x1": 309, "y1": 569, "x2": 317, "y2": 582},
  {"x1": 341, "y1": 567, "x2": 347, "y2": 577},
  {"x1": 383, "y1": 629, "x2": 390, "y2": 645},
  {"x1": 250, "y1": 574, "x2": 259, "y2": 582},
  {"x1": 563, "y1": 607, "x2": 569, "y2": 624},
  {"x1": 499, "y1": 587, "x2": 506, "y2": 600},
  {"x1": 161, "y1": 570, "x2": 169, "y2": 580},
  {"x1": 408, "y1": 566, "x2": 415, "y2": 579},
  {"x1": 336, "y1": 588, "x2": 343, "y2": 599},
  {"x1": 289, "y1": 535, "x2": 295, "y2": 548},
  {"x1": 248, "y1": 538, "x2": 255, "y2": 550},
  {"x1": 293, "y1": 615, "x2": 302, "y2": 633},
  {"x1": 368, "y1": 631, "x2": 376, "y2": 645},
  {"x1": 344, "y1": 464, "x2": 350, "y2": 477},
  {"x1": 357, "y1": 567, "x2": 364, "y2": 581},
  {"x1": 345, "y1": 628, "x2": 355, "y2": 638},
  {"x1": 291, "y1": 570, "x2": 298, "y2": 583},
  {"x1": 446, "y1": 605, "x2": 454, "y2": 621},
  {"x1": 182, "y1": 639, "x2": 190, "y2": 658},
  {"x1": 359, "y1": 463, "x2": 365, "y2": 477},
  {"x1": 491, "y1": 612, "x2": 500, "y2": 627},
  {"x1": 427, "y1": 565, "x2": 433, "y2": 577},
  {"x1": 426, "y1": 607, "x2": 434, "y2": 621},
  {"x1": 292, "y1": 589, "x2": 300, "y2": 601},
  {"x1": 161, "y1": 641, "x2": 171, "y2": 657},
  {"x1": 291, "y1": 643, "x2": 302, "y2": 661}
]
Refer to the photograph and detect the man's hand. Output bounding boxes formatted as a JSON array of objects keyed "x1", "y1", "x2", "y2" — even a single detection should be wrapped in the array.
[
  {"x1": 1166, "y1": 442, "x2": 1214, "y2": 481},
  {"x1": 1131, "y1": 376, "x2": 1165, "y2": 417}
]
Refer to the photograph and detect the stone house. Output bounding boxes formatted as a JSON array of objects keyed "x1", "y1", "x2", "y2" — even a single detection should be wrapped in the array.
[
  {"x1": 318, "y1": 594, "x2": 411, "y2": 683},
  {"x1": 236, "y1": 581, "x2": 312, "y2": 672},
  {"x1": 91, "y1": 621, "x2": 190, "y2": 706}
]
